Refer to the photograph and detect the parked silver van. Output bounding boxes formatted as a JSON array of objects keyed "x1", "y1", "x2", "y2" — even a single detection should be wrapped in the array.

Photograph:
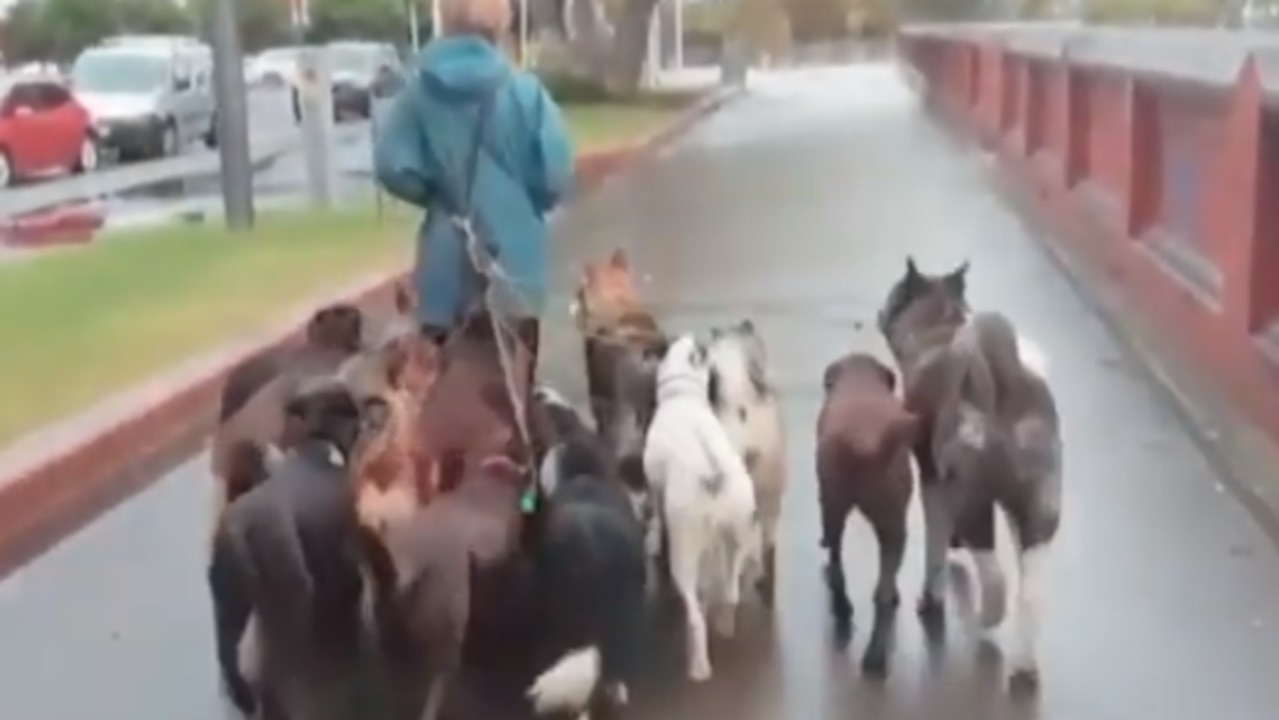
[{"x1": 69, "y1": 38, "x2": 217, "y2": 161}]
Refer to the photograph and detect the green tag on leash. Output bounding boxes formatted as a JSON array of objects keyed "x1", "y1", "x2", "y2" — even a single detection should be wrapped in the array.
[{"x1": 520, "y1": 487, "x2": 538, "y2": 514}]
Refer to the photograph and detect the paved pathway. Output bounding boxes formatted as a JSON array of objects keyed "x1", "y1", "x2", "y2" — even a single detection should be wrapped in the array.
[{"x1": 3, "y1": 63, "x2": 1279, "y2": 720}]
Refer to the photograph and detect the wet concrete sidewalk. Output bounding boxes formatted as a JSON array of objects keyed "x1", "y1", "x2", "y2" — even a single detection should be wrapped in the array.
[{"x1": 3, "y1": 63, "x2": 1279, "y2": 720}]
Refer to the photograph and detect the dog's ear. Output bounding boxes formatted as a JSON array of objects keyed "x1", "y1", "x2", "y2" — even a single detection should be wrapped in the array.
[
  {"x1": 747, "y1": 356, "x2": 769, "y2": 400},
  {"x1": 692, "y1": 340, "x2": 709, "y2": 367},
  {"x1": 889, "y1": 410, "x2": 920, "y2": 448},
  {"x1": 360, "y1": 396, "x2": 391, "y2": 436},
  {"x1": 821, "y1": 359, "x2": 844, "y2": 393},
  {"x1": 284, "y1": 392, "x2": 311, "y2": 422},
  {"x1": 708, "y1": 366, "x2": 723, "y2": 409},
  {"x1": 906, "y1": 256, "x2": 921, "y2": 281},
  {"x1": 609, "y1": 248, "x2": 630, "y2": 271},
  {"x1": 393, "y1": 281, "x2": 413, "y2": 315},
  {"x1": 871, "y1": 356, "x2": 897, "y2": 392},
  {"x1": 738, "y1": 318, "x2": 756, "y2": 335},
  {"x1": 381, "y1": 336, "x2": 413, "y2": 389},
  {"x1": 943, "y1": 261, "x2": 969, "y2": 297},
  {"x1": 306, "y1": 307, "x2": 336, "y2": 341}
]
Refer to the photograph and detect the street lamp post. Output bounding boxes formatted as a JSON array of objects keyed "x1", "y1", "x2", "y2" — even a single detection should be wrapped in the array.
[
  {"x1": 408, "y1": 0, "x2": 421, "y2": 50},
  {"x1": 674, "y1": 0, "x2": 684, "y2": 70},
  {"x1": 519, "y1": 0, "x2": 530, "y2": 66},
  {"x1": 209, "y1": 0, "x2": 254, "y2": 230}
]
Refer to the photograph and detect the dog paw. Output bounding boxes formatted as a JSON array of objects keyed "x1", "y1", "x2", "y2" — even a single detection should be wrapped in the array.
[
  {"x1": 916, "y1": 592, "x2": 945, "y2": 620},
  {"x1": 830, "y1": 592, "x2": 853, "y2": 625},
  {"x1": 222, "y1": 678, "x2": 256, "y2": 717},
  {"x1": 1009, "y1": 666, "x2": 1041, "y2": 696},
  {"x1": 861, "y1": 647, "x2": 890, "y2": 678},
  {"x1": 604, "y1": 681, "x2": 629, "y2": 707},
  {"x1": 714, "y1": 606, "x2": 738, "y2": 638},
  {"x1": 689, "y1": 658, "x2": 713, "y2": 683},
  {"x1": 873, "y1": 585, "x2": 900, "y2": 610},
  {"x1": 756, "y1": 573, "x2": 776, "y2": 608}
]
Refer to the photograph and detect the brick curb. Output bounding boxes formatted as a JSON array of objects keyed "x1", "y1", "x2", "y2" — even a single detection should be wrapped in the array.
[{"x1": 0, "y1": 86, "x2": 738, "y2": 579}]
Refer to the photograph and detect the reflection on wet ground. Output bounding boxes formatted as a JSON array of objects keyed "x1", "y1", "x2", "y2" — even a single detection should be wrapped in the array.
[
  {"x1": 3, "y1": 63, "x2": 1279, "y2": 720},
  {"x1": 0, "y1": 96, "x2": 375, "y2": 257}
]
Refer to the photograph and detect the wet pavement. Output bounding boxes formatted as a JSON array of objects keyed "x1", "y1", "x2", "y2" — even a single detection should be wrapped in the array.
[{"x1": 4, "y1": 62, "x2": 1279, "y2": 720}]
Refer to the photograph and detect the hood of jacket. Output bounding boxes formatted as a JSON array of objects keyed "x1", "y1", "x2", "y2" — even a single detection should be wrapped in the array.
[{"x1": 413, "y1": 35, "x2": 511, "y2": 103}]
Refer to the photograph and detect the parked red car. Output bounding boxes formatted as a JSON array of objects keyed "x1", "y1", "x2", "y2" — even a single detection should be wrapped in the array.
[{"x1": 0, "y1": 74, "x2": 99, "y2": 187}]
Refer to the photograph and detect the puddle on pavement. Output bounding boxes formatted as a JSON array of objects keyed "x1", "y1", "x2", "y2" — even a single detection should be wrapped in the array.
[{"x1": 0, "y1": 148, "x2": 376, "y2": 255}]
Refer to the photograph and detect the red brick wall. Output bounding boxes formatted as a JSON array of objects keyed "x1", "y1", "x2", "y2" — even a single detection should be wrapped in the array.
[
  {"x1": 1151, "y1": 82, "x2": 1226, "y2": 261},
  {"x1": 900, "y1": 30, "x2": 1279, "y2": 446},
  {"x1": 1087, "y1": 73, "x2": 1130, "y2": 201}
]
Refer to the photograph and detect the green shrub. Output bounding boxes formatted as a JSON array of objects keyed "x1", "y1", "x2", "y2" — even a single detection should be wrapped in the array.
[{"x1": 537, "y1": 69, "x2": 616, "y2": 104}]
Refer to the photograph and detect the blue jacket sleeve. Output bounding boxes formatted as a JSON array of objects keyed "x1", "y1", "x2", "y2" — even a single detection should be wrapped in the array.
[
  {"x1": 527, "y1": 84, "x2": 575, "y2": 214},
  {"x1": 374, "y1": 86, "x2": 435, "y2": 208}
]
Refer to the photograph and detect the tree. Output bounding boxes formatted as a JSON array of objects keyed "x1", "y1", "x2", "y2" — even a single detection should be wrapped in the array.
[
  {"x1": 117, "y1": 0, "x2": 195, "y2": 33},
  {"x1": 1, "y1": 0, "x2": 55, "y2": 64},
  {"x1": 729, "y1": 0, "x2": 791, "y2": 59},
  {"x1": 307, "y1": 0, "x2": 410, "y2": 44},
  {"x1": 1084, "y1": 0, "x2": 1224, "y2": 24},
  {"x1": 235, "y1": 0, "x2": 294, "y2": 51},
  {"x1": 891, "y1": 0, "x2": 989, "y2": 21},
  {"x1": 36, "y1": 0, "x2": 119, "y2": 61}
]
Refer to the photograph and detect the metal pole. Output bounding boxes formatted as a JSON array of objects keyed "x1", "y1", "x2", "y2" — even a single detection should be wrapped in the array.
[
  {"x1": 209, "y1": 0, "x2": 255, "y2": 230},
  {"x1": 298, "y1": 47, "x2": 336, "y2": 209},
  {"x1": 408, "y1": 0, "x2": 421, "y2": 51},
  {"x1": 432, "y1": 0, "x2": 443, "y2": 39},
  {"x1": 645, "y1": 9, "x2": 659, "y2": 87},
  {"x1": 674, "y1": 0, "x2": 684, "y2": 70},
  {"x1": 519, "y1": 0, "x2": 530, "y2": 66}
]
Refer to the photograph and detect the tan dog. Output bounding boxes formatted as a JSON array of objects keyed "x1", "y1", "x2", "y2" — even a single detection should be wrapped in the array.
[
  {"x1": 345, "y1": 334, "x2": 442, "y2": 537},
  {"x1": 816, "y1": 352, "x2": 918, "y2": 674},
  {"x1": 574, "y1": 249, "x2": 649, "y2": 337}
]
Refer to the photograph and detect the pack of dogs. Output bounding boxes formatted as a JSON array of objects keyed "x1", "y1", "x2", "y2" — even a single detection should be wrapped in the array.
[{"x1": 205, "y1": 250, "x2": 1063, "y2": 720}]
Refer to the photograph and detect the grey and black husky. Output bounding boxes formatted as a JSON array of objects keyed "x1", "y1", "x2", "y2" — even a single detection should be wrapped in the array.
[{"x1": 877, "y1": 257, "x2": 1062, "y2": 692}]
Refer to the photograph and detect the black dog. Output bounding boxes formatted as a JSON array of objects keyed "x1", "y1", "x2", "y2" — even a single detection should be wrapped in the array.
[
  {"x1": 525, "y1": 387, "x2": 648, "y2": 719},
  {"x1": 208, "y1": 379, "x2": 373, "y2": 720}
]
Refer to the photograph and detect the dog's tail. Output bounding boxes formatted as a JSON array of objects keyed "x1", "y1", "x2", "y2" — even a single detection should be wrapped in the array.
[
  {"x1": 875, "y1": 410, "x2": 920, "y2": 467},
  {"x1": 960, "y1": 312, "x2": 1034, "y2": 412},
  {"x1": 208, "y1": 528, "x2": 259, "y2": 715},
  {"x1": 527, "y1": 646, "x2": 601, "y2": 716}
]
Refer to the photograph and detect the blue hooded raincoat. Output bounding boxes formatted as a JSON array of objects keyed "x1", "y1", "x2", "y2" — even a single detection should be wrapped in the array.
[{"x1": 374, "y1": 36, "x2": 575, "y2": 329}]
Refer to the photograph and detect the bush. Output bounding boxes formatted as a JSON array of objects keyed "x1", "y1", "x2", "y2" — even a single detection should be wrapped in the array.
[{"x1": 536, "y1": 70, "x2": 615, "y2": 104}]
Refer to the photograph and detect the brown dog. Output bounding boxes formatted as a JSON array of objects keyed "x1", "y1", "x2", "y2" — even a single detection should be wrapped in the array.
[
  {"x1": 209, "y1": 304, "x2": 365, "y2": 539},
  {"x1": 816, "y1": 352, "x2": 918, "y2": 671}
]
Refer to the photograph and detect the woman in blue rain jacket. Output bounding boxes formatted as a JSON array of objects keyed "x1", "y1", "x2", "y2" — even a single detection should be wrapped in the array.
[{"x1": 374, "y1": 0, "x2": 574, "y2": 357}]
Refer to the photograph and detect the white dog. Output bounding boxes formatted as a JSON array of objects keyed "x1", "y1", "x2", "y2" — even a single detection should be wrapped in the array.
[
  {"x1": 706, "y1": 320, "x2": 787, "y2": 604},
  {"x1": 644, "y1": 334, "x2": 760, "y2": 682}
]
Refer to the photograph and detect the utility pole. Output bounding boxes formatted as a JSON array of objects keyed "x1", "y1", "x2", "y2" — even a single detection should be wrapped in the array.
[
  {"x1": 519, "y1": 0, "x2": 530, "y2": 66},
  {"x1": 408, "y1": 0, "x2": 421, "y2": 51},
  {"x1": 209, "y1": 0, "x2": 255, "y2": 230},
  {"x1": 674, "y1": 0, "x2": 684, "y2": 70}
]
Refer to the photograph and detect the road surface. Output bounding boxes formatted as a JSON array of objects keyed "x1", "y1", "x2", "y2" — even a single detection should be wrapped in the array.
[{"x1": 3, "y1": 63, "x2": 1279, "y2": 720}]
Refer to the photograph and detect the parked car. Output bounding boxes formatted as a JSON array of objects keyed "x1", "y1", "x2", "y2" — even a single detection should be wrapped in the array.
[
  {"x1": 0, "y1": 74, "x2": 99, "y2": 187},
  {"x1": 324, "y1": 41, "x2": 405, "y2": 119},
  {"x1": 69, "y1": 39, "x2": 217, "y2": 161},
  {"x1": 246, "y1": 46, "x2": 304, "y2": 88}
]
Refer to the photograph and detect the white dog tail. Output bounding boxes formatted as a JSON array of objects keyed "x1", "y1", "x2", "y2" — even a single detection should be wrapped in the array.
[{"x1": 526, "y1": 646, "x2": 600, "y2": 715}]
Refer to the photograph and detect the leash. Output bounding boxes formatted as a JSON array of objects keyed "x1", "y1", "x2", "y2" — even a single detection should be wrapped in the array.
[{"x1": 436, "y1": 75, "x2": 539, "y2": 509}]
